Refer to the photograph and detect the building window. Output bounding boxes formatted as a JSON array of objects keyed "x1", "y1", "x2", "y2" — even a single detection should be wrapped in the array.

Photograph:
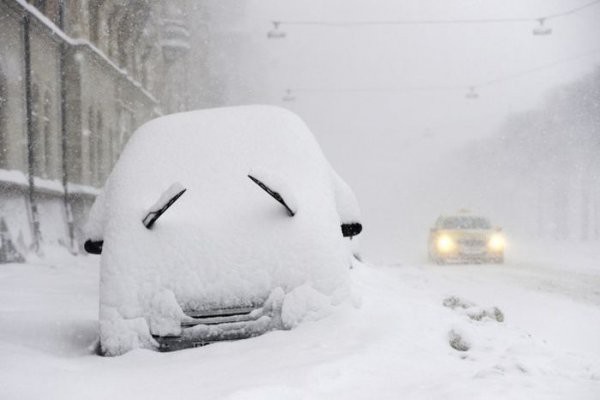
[
  {"x1": 31, "y1": 83, "x2": 43, "y2": 177},
  {"x1": 89, "y1": 2, "x2": 100, "y2": 44},
  {"x1": 0, "y1": 67, "x2": 6, "y2": 168},
  {"x1": 108, "y1": 127, "x2": 115, "y2": 167},
  {"x1": 43, "y1": 92, "x2": 52, "y2": 179},
  {"x1": 87, "y1": 106, "x2": 95, "y2": 185},
  {"x1": 86, "y1": 107, "x2": 106, "y2": 186},
  {"x1": 31, "y1": 0, "x2": 46, "y2": 13},
  {"x1": 117, "y1": 104, "x2": 133, "y2": 152},
  {"x1": 95, "y1": 111, "x2": 103, "y2": 184},
  {"x1": 140, "y1": 42, "x2": 153, "y2": 89},
  {"x1": 28, "y1": 0, "x2": 61, "y2": 25},
  {"x1": 107, "y1": 10, "x2": 120, "y2": 59},
  {"x1": 30, "y1": 86, "x2": 52, "y2": 179}
]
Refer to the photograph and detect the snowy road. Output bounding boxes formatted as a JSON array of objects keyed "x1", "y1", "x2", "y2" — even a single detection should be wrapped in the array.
[
  {"x1": 430, "y1": 259, "x2": 600, "y2": 306},
  {"x1": 1, "y1": 244, "x2": 599, "y2": 399}
]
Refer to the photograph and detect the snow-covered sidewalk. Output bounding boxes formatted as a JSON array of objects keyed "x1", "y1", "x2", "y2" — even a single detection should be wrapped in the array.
[{"x1": 0, "y1": 245, "x2": 599, "y2": 399}]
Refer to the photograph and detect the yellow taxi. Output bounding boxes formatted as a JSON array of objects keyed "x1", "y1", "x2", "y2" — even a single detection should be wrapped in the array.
[{"x1": 428, "y1": 213, "x2": 505, "y2": 264}]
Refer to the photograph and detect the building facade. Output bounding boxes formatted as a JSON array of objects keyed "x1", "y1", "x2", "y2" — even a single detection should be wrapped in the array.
[{"x1": 0, "y1": 0, "x2": 191, "y2": 259}]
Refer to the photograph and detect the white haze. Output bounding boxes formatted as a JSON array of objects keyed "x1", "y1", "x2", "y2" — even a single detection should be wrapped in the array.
[{"x1": 188, "y1": 0, "x2": 600, "y2": 263}]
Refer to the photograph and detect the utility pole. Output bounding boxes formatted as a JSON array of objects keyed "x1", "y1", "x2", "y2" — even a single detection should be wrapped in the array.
[
  {"x1": 58, "y1": 0, "x2": 75, "y2": 251},
  {"x1": 23, "y1": 12, "x2": 41, "y2": 253}
]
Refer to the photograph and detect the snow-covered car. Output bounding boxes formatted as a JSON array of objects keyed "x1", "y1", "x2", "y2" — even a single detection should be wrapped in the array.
[
  {"x1": 428, "y1": 212, "x2": 504, "y2": 264},
  {"x1": 84, "y1": 105, "x2": 362, "y2": 356}
]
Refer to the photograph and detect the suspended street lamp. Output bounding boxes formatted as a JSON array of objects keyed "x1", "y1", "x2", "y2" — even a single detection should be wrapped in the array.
[
  {"x1": 267, "y1": 21, "x2": 286, "y2": 39},
  {"x1": 532, "y1": 18, "x2": 552, "y2": 36},
  {"x1": 465, "y1": 86, "x2": 479, "y2": 99},
  {"x1": 282, "y1": 89, "x2": 295, "y2": 102},
  {"x1": 268, "y1": 1, "x2": 599, "y2": 40}
]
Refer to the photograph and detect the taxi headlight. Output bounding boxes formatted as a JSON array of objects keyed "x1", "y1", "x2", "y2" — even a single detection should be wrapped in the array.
[
  {"x1": 488, "y1": 234, "x2": 505, "y2": 251},
  {"x1": 436, "y1": 235, "x2": 455, "y2": 253}
]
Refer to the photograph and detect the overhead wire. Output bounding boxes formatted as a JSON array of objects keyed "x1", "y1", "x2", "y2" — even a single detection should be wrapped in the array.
[
  {"x1": 473, "y1": 48, "x2": 600, "y2": 88},
  {"x1": 290, "y1": 85, "x2": 462, "y2": 94},
  {"x1": 541, "y1": 0, "x2": 600, "y2": 19},
  {"x1": 273, "y1": 0, "x2": 600, "y2": 27},
  {"x1": 284, "y1": 48, "x2": 600, "y2": 97},
  {"x1": 274, "y1": 1, "x2": 600, "y2": 99}
]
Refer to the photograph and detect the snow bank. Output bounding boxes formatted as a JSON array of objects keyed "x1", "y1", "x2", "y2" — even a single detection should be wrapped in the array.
[
  {"x1": 87, "y1": 105, "x2": 361, "y2": 355},
  {"x1": 3, "y1": 248, "x2": 600, "y2": 399}
]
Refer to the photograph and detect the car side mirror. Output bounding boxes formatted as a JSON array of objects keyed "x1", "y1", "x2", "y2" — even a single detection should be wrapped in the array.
[
  {"x1": 84, "y1": 239, "x2": 103, "y2": 254},
  {"x1": 342, "y1": 222, "x2": 362, "y2": 238}
]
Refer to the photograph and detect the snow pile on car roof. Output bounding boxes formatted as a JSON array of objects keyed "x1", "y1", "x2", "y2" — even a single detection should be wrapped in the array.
[{"x1": 87, "y1": 105, "x2": 358, "y2": 355}]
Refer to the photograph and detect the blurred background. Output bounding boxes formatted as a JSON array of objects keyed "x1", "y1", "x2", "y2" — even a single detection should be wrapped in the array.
[{"x1": 0, "y1": 0, "x2": 599, "y2": 264}]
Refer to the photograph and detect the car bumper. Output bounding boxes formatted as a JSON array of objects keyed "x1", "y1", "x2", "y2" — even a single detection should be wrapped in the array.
[
  {"x1": 154, "y1": 317, "x2": 273, "y2": 351},
  {"x1": 153, "y1": 301, "x2": 282, "y2": 352},
  {"x1": 432, "y1": 250, "x2": 504, "y2": 264}
]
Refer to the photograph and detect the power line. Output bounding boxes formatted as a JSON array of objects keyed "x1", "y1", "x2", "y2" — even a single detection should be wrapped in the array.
[
  {"x1": 277, "y1": 17, "x2": 531, "y2": 27},
  {"x1": 282, "y1": 48, "x2": 600, "y2": 100},
  {"x1": 273, "y1": 0, "x2": 600, "y2": 27},
  {"x1": 290, "y1": 85, "x2": 461, "y2": 94},
  {"x1": 474, "y1": 47, "x2": 600, "y2": 88},
  {"x1": 542, "y1": 0, "x2": 600, "y2": 19}
]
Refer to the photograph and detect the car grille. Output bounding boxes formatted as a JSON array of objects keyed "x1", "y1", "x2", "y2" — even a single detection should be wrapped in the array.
[
  {"x1": 154, "y1": 304, "x2": 275, "y2": 352},
  {"x1": 458, "y1": 238, "x2": 486, "y2": 247},
  {"x1": 180, "y1": 306, "x2": 261, "y2": 327}
]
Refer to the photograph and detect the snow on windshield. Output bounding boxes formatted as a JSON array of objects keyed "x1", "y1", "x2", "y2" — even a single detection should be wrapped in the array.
[{"x1": 441, "y1": 217, "x2": 492, "y2": 230}]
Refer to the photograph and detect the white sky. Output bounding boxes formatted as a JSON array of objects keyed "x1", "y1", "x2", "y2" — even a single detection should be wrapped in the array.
[{"x1": 222, "y1": 0, "x2": 600, "y2": 262}]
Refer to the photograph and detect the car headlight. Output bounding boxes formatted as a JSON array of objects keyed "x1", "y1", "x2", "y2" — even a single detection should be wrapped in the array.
[
  {"x1": 436, "y1": 235, "x2": 455, "y2": 253},
  {"x1": 488, "y1": 234, "x2": 505, "y2": 251}
]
